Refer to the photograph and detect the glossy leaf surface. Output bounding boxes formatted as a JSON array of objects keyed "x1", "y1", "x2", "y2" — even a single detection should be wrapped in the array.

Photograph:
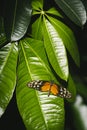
[
  {"x1": 0, "y1": 42, "x2": 18, "y2": 117},
  {"x1": 4, "y1": 0, "x2": 32, "y2": 41},
  {"x1": 43, "y1": 18, "x2": 69, "y2": 81},
  {"x1": 47, "y1": 16, "x2": 80, "y2": 67},
  {"x1": 55, "y1": 0, "x2": 86, "y2": 26},
  {"x1": 16, "y1": 38, "x2": 64, "y2": 130}
]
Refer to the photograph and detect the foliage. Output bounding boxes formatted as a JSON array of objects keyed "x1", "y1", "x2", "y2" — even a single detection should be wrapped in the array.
[{"x1": 0, "y1": 0, "x2": 87, "y2": 130}]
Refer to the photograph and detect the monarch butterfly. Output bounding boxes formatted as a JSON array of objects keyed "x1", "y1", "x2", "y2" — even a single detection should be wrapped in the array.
[{"x1": 27, "y1": 80, "x2": 71, "y2": 99}]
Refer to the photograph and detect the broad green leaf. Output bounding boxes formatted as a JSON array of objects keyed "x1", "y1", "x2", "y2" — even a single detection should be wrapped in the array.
[
  {"x1": 47, "y1": 16, "x2": 80, "y2": 67},
  {"x1": 32, "y1": 0, "x2": 43, "y2": 11},
  {"x1": 32, "y1": 16, "x2": 43, "y2": 40},
  {"x1": 54, "y1": 0, "x2": 86, "y2": 26},
  {"x1": 16, "y1": 38, "x2": 64, "y2": 130},
  {"x1": 43, "y1": 17, "x2": 69, "y2": 81},
  {"x1": 4, "y1": 0, "x2": 32, "y2": 41},
  {"x1": 0, "y1": 42, "x2": 18, "y2": 117},
  {"x1": 0, "y1": 17, "x2": 7, "y2": 47},
  {"x1": 46, "y1": 7, "x2": 63, "y2": 18}
]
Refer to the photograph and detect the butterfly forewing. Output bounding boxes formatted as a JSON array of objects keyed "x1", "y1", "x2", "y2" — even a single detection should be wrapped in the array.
[
  {"x1": 40, "y1": 82, "x2": 51, "y2": 92},
  {"x1": 27, "y1": 80, "x2": 46, "y2": 91}
]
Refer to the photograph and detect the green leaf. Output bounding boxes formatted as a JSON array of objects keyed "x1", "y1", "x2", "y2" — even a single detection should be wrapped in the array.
[
  {"x1": 32, "y1": 0, "x2": 43, "y2": 11},
  {"x1": 0, "y1": 42, "x2": 18, "y2": 117},
  {"x1": 32, "y1": 16, "x2": 43, "y2": 40},
  {"x1": 46, "y1": 7, "x2": 63, "y2": 18},
  {"x1": 43, "y1": 17, "x2": 69, "y2": 81},
  {"x1": 54, "y1": 0, "x2": 86, "y2": 26},
  {"x1": 16, "y1": 38, "x2": 64, "y2": 130},
  {"x1": 47, "y1": 16, "x2": 80, "y2": 67},
  {"x1": 4, "y1": 0, "x2": 32, "y2": 41}
]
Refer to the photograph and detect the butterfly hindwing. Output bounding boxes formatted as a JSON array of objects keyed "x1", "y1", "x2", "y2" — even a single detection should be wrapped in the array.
[{"x1": 59, "y1": 86, "x2": 71, "y2": 98}]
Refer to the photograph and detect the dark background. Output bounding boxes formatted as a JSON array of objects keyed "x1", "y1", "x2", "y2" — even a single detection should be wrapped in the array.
[
  {"x1": 0, "y1": 92, "x2": 26, "y2": 130},
  {"x1": 0, "y1": 0, "x2": 87, "y2": 129}
]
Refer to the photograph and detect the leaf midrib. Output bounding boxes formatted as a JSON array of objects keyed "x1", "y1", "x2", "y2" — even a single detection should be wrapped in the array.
[
  {"x1": 44, "y1": 18, "x2": 64, "y2": 75},
  {"x1": 20, "y1": 42, "x2": 32, "y2": 79},
  {"x1": 20, "y1": 41, "x2": 49, "y2": 129},
  {"x1": 11, "y1": 0, "x2": 17, "y2": 39},
  {"x1": 48, "y1": 16, "x2": 80, "y2": 58},
  {"x1": 58, "y1": 0, "x2": 81, "y2": 23},
  {"x1": 26, "y1": 40, "x2": 52, "y2": 77},
  {"x1": 48, "y1": 16, "x2": 74, "y2": 47}
]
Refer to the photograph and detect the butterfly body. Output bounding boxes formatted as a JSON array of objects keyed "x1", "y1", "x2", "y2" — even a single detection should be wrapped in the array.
[{"x1": 27, "y1": 80, "x2": 71, "y2": 99}]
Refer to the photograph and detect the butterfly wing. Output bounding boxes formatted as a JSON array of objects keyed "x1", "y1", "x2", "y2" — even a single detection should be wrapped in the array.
[
  {"x1": 27, "y1": 80, "x2": 44, "y2": 91},
  {"x1": 40, "y1": 82, "x2": 51, "y2": 92},
  {"x1": 58, "y1": 86, "x2": 71, "y2": 98},
  {"x1": 51, "y1": 84, "x2": 59, "y2": 96},
  {"x1": 27, "y1": 80, "x2": 71, "y2": 98}
]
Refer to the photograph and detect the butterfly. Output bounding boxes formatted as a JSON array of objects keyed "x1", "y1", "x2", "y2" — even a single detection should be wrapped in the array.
[{"x1": 27, "y1": 80, "x2": 71, "y2": 99}]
